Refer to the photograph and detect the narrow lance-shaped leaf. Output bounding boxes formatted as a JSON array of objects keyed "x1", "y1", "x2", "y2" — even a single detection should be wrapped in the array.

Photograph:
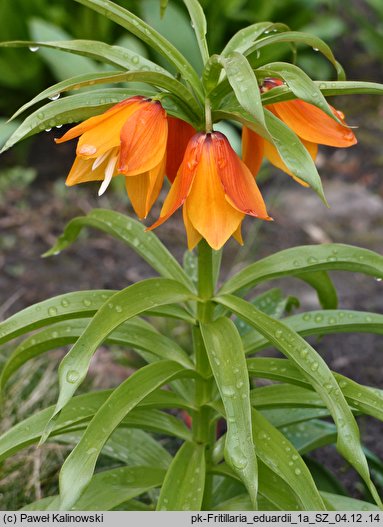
[
  {"x1": 73, "y1": 0, "x2": 203, "y2": 99},
  {"x1": 48, "y1": 279, "x2": 194, "y2": 428},
  {"x1": 0, "y1": 317, "x2": 192, "y2": 390},
  {"x1": 0, "y1": 290, "x2": 115, "y2": 347},
  {"x1": 251, "y1": 409, "x2": 325, "y2": 510},
  {"x1": 157, "y1": 441, "x2": 205, "y2": 510},
  {"x1": 9, "y1": 69, "x2": 201, "y2": 123},
  {"x1": 243, "y1": 309, "x2": 383, "y2": 354},
  {"x1": 0, "y1": 389, "x2": 194, "y2": 463},
  {"x1": 298, "y1": 271, "x2": 338, "y2": 309},
  {"x1": 247, "y1": 357, "x2": 383, "y2": 421},
  {"x1": 245, "y1": 31, "x2": 345, "y2": 80},
  {"x1": 219, "y1": 52, "x2": 270, "y2": 140},
  {"x1": 220, "y1": 244, "x2": 383, "y2": 294},
  {"x1": 221, "y1": 22, "x2": 290, "y2": 57},
  {"x1": 256, "y1": 62, "x2": 342, "y2": 123},
  {"x1": 58, "y1": 360, "x2": 192, "y2": 510},
  {"x1": 0, "y1": 39, "x2": 170, "y2": 77},
  {"x1": 182, "y1": 0, "x2": 209, "y2": 64},
  {"x1": 261, "y1": 80, "x2": 383, "y2": 105},
  {"x1": 216, "y1": 294, "x2": 382, "y2": 507},
  {"x1": 201, "y1": 318, "x2": 258, "y2": 508},
  {"x1": 265, "y1": 109, "x2": 327, "y2": 204},
  {"x1": 45, "y1": 209, "x2": 196, "y2": 293}
]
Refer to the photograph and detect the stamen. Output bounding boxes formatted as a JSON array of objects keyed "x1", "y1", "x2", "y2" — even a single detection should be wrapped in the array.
[
  {"x1": 92, "y1": 151, "x2": 109, "y2": 170},
  {"x1": 98, "y1": 154, "x2": 118, "y2": 196}
]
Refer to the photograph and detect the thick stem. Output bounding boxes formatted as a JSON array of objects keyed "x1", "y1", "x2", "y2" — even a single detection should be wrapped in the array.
[
  {"x1": 192, "y1": 240, "x2": 216, "y2": 509},
  {"x1": 205, "y1": 98, "x2": 213, "y2": 134}
]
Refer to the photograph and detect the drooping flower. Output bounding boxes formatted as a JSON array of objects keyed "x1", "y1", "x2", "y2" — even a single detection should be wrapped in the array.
[
  {"x1": 149, "y1": 131, "x2": 271, "y2": 250},
  {"x1": 242, "y1": 78, "x2": 357, "y2": 185},
  {"x1": 166, "y1": 116, "x2": 196, "y2": 183},
  {"x1": 55, "y1": 96, "x2": 168, "y2": 219}
]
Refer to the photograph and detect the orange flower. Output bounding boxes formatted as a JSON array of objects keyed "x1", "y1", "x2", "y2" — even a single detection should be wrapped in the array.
[
  {"x1": 55, "y1": 96, "x2": 168, "y2": 219},
  {"x1": 166, "y1": 116, "x2": 196, "y2": 183},
  {"x1": 149, "y1": 132, "x2": 271, "y2": 250},
  {"x1": 242, "y1": 78, "x2": 357, "y2": 185}
]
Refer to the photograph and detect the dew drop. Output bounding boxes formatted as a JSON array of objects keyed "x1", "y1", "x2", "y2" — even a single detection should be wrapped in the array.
[
  {"x1": 375, "y1": 277, "x2": 382, "y2": 282},
  {"x1": 86, "y1": 447, "x2": 97, "y2": 455},
  {"x1": 310, "y1": 361, "x2": 319, "y2": 372},
  {"x1": 294, "y1": 468, "x2": 302, "y2": 475},
  {"x1": 300, "y1": 348, "x2": 308, "y2": 359},
  {"x1": 131, "y1": 55, "x2": 140, "y2": 65},
  {"x1": 66, "y1": 369, "x2": 79, "y2": 383},
  {"x1": 45, "y1": 128, "x2": 52, "y2": 132},
  {"x1": 78, "y1": 144, "x2": 97, "y2": 156},
  {"x1": 61, "y1": 299, "x2": 70, "y2": 308},
  {"x1": 48, "y1": 306, "x2": 58, "y2": 316},
  {"x1": 115, "y1": 305, "x2": 123, "y2": 313},
  {"x1": 275, "y1": 329, "x2": 283, "y2": 338},
  {"x1": 29, "y1": 46, "x2": 40, "y2": 52},
  {"x1": 83, "y1": 299, "x2": 92, "y2": 307},
  {"x1": 48, "y1": 93, "x2": 60, "y2": 101}
]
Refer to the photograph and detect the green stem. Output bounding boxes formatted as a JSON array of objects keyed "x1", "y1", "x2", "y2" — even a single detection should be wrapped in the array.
[{"x1": 192, "y1": 240, "x2": 216, "y2": 509}]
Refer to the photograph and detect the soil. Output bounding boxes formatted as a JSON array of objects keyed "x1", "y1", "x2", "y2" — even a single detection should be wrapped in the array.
[{"x1": 1, "y1": 68, "x2": 383, "y2": 507}]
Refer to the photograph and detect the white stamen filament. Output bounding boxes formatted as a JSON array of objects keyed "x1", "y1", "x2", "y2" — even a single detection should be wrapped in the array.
[
  {"x1": 98, "y1": 154, "x2": 118, "y2": 196},
  {"x1": 92, "y1": 151, "x2": 109, "y2": 171}
]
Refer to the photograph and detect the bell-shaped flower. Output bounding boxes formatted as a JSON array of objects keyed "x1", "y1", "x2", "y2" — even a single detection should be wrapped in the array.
[
  {"x1": 150, "y1": 131, "x2": 271, "y2": 250},
  {"x1": 55, "y1": 96, "x2": 168, "y2": 219},
  {"x1": 242, "y1": 78, "x2": 357, "y2": 185}
]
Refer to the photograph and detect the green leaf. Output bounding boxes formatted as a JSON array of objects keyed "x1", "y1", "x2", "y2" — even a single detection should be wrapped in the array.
[
  {"x1": 0, "y1": 389, "x2": 193, "y2": 463},
  {"x1": 200, "y1": 318, "x2": 258, "y2": 508},
  {"x1": 245, "y1": 31, "x2": 345, "y2": 80},
  {"x1": 9, "y1": 69, "x2": 200, "y2": 123},
  {"x1": 243, "y1": 309, "x2": 383, "y2": 354},
  {"x1": 282, "y1": 419, "x2": 337, "y2": 454},
  {"x1": 216, "y1": 294, "x2": 382, "y2": 507},
  {"x1": 218, "y1": 53, "x2": 270, "y2": 139},
  {"x1": 220, "y1": 243, "x2": 383, "y2": 294},
  {"x1": 58, "y1": 360, "x2": 190, "y2": 510},
  {"x1": 261, "y1": 80, "x2": 383, "y2": 105},
  {"x1": 261, "y1": 408, "x2": 330, "y2": 428},
  {"x1": 24, "y1": 467, "x2": 165, "y2": 511},
  {"x1": 299, "y1": 271, "x2": 338, "y2": 309},
  {"x1": 235, "y1": 288, "x2": 298, "y2": 336},
  {"x1": 73, "y1": 0, "x2": 203, "y2": 99},
  {"x1": 221, "y1": 22, "x2": 290, "y2": 57},
  {"x1": 321, "y1": 492, "x2": 379, "y2": 511},
  {"x1": 0, "y1": 290, "x2": 115, "y2": 347},
  {"x1": 0, "y1": 38, "x2": 167, "y2": 76},
  {"x1": 256, "y1": 62, "x2": 341, "y2": 123},
  {"x1": 247, "y1": 357, "x2": 383, "y2": 422},
  {"x1": 251, "y1": 409, "x2": 325, "y2": 510},
  {"x1": 251, "y1": 384, "x2": 325, "y2": 409},
  {"x1": 45, "y1": 209, "x2": 196, "y2": 293},
  {"x1": 50, "y1": 279, "x2": 194, "y2": 425},
  {"x1": 182, "y1": 0, "x2": 209, "y2": 64},
  {"x1": 157, "y1": 441, "x2": 205, "y2": 510},
  {"x1": 1, "y1": 317, "x2": 192, "y2": 390},
  {"x1": 85, "y1": 427, "x2": 173, "y2": 468},
  {"x1": 265, "y1": 109, "x2": 327, "y2": 204}
]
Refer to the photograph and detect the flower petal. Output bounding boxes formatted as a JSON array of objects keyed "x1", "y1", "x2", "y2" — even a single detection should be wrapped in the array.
[
  {"x1": 263, "y1": 138, "x2": 317, "y2": 187},
  {"x1": 118, "y1": 100, "x2": 168, "y2": 176},
  {"x1": 182, "y1": 206, "x2": 202, "y2": 250},
  {"x1": 125, "y1": 158, "x2": 166, "y2": 219},
  {"x1": 242, "y1": 126, "x2": 264, "y2": 177},
  {"x1": 211, "y1": 132, "x2": 271, "y2": 220},
  {"x1": 55, "y1": 97, "x2": 144, "y2": 150},
  {"x1": 65, "y1": 157, "x2": 103, "y2": 186},
  {"x1": 148, "y1": 133, "x2": 204, "y2": 230},
  {"x1": 166, "y1": 117, "x2": 195, "y2": 182},
  {"x1": 268, "y1": 100, "x2": 357, "y2": 147},
  {"x1": 185, "y1": 135, "x2": 244, "y2": 250}
]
